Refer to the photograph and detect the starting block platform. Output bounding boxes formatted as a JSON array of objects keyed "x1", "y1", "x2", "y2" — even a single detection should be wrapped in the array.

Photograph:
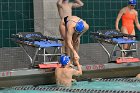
[
  {"x1": 11, "y1": 32, "x2": 63, "y2": 68},
  {"x1": 116, "y1": 57, "x2": 140, "y2": 64},
  {"x1": 90, "y1": 29, "x2": 140, "y2": 64},
  {"x1": 38, "y1": 63, "x2": 61, "y2": 68}
]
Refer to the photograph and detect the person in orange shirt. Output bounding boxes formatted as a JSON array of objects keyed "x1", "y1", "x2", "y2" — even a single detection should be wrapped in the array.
[{"x1": 115, "y1": 0, "x2": 140, "y2": 57}]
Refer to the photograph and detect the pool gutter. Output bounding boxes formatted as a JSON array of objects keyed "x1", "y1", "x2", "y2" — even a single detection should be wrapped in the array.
[{"x1": 0, "y1": 63, "x2": 140, "y2": 87}]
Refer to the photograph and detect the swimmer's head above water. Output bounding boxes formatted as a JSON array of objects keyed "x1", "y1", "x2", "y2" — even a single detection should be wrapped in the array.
[{"x1": 60, "y1": 55, "x2": 70, "y2": 66}]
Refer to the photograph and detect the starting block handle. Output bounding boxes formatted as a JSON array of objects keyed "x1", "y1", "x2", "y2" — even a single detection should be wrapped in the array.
[
  {"x1": 45, "y1": 36, "x2": 63, "y2": 41},
  {"x1": 43, "y1": 62, "x2": 59, "y2": 64},
  {"x1": 122, "y1": 33, "x2": 137, "y2": 38},
  {"x1": 11, "y1": 34, "x2": 63, "y2": 41},
  {"x1": 90, "y1": 32, "x2": 111, "y2": 39}
]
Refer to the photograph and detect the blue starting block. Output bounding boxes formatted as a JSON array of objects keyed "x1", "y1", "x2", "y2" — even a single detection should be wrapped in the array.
[
  {"x1": 112, "y1": 38, "x2": 137, "y2": 44},
  {"x1": 90, "y1": 30, "x2": 139, "y2": 63},
  {"x1": 12, "y1": 32, "x2": 63, "y2": 68}
]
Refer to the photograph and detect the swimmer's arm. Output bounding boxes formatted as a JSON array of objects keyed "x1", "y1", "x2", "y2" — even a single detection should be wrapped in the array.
[
  {"x1": 136, "y1": 73, "x2": 140, "y2": 79},
  {"x1": 56, "y1": 0, "x2": 63, "y2": 18},
  {"x1": 72, "y1": 0, "x2": 84, "y2": 8},
  {"x1": 74, "y1": 30, "x2": 87, "y2": 43},
  {"x1": 115, "y1": 8, "x2": 124, "y2": 31},
  {"x1": 72, "y1": 79, "x2": 76, "y2": 82},
  {"x1": 78, "y1": 30, "x2": 87, "y2": 37},
  {"x1": 57, "y1": 0, "x2": 63, "y2": 7},
  {"x1": 55, "y1": 68, "x2": 58, "y2": 80},
  {"x1": 67, "y1": 30, "x2": 79, "y2": 59},
  {"x1": 134, "y1": 12, "x2": 140, "y2": 30},
  {"x1": 72, "y1": 60, "x2": 82, "y2": 76}
]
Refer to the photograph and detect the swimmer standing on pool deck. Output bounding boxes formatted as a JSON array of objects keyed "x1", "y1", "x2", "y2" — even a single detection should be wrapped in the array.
[
  {"x1": 115, "y1": 0, "x2": 140, "y2": 57},
  {"x1": 64, "y1": 16, "x2": 89, "y2": 60},
  {"x1": 57, "y1": 0, "x2": 84, "y2": 54},
  {"x1": 57, "y1": 0, "x2": 89, "y2": 61}
]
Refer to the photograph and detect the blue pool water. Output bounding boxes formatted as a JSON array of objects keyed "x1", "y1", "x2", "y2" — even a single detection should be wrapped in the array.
[{"x1": 1, "y1": 78, "x2": 140, "y2": 93}]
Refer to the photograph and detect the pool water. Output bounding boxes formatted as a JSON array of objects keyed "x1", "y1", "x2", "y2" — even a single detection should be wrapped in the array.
[{"x1": 1, "y1": 78, "x2": 140, "y2": 93}]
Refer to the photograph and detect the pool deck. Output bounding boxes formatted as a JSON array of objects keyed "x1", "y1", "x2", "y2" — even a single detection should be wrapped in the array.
[
  {"x1": 1, "y1": 43, "x2": 140, "y2": 87},
  {"x1": 0, "y1": 62, "x2": 140, "y2": 87}
]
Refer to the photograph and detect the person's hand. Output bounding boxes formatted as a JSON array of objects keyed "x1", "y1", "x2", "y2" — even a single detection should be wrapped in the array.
[
  {"x1": 137, "y1": 25, "x2": 140, "y2": 31},
  {"x1": 136, "y1": 74, "x2": 140, "y2": 79},
  {"x1": 73, "y1": 34, "x2": 79, "y2": 43},
  {"x1": 116, "y1": 28, "x2": 120, "y2": 32},
  {"x1": 74, "y1": 38, "x2": 79, "y2": 44},
  {"x1": 73, "y1": 56, "x2": 79, "y2": 62},
  {"x1": 72, "y1": 79, "x2": 76, "y2": 82},
  {"x1": 73, "y1": 56, "x2": 80, "y2": 66},
  {"x1": 74, "y1": 52, "x2": 80, "y2": 60}
]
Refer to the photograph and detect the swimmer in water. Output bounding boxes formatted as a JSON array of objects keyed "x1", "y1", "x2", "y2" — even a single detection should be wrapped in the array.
[{"x1": 55, "y1": 55, "x2": 82, "y2": 87}]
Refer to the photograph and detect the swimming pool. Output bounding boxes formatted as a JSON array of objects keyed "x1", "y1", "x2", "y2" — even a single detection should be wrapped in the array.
[{"x1": 1, "y1": 78, "x2": 140, "y2": 93}]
